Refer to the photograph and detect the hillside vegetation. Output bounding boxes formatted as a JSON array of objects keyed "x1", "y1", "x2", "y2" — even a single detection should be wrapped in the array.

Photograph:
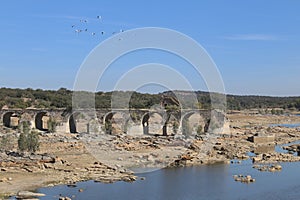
[{"x1": 0, "y1": 87, "x2": 300, "y2": 111}]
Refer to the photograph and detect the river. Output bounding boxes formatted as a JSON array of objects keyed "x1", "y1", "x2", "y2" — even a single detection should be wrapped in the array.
[{"x1": 33, "y1": 159, "x2": 300, "y2": 200}]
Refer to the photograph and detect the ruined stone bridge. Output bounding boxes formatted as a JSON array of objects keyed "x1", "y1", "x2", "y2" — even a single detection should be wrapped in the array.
[{"x1": 0, "y1": 108, "x2": 224, "y2": 136}]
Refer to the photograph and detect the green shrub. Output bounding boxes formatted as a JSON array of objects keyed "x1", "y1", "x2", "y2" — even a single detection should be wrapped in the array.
[
  {"x1": 196, "y1": 125, "x2": 203, "y2": 134},
  {"x1": 47, "y1": 117, "x2": 57, "y2": 133},
  {"x1": 26, "y1": 130, "x2": 39, "y2": 152},
  {"x1": 0, "y1": 135, "x2": 14, "y2": 151},
  {"x1": 18, "y1": 132, "x2": 28, "y2": 152},
  {"x1": 172, "y1": 121, "x2": 179, "y2": 134},
  {"x1": 18, "y1": 121, "x2": 40, "y2": 152}
]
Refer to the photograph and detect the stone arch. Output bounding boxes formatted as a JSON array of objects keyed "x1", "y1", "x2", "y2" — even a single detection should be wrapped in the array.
[
  {"x1": 167, "y1": 113, "x2": 180, "y2": 135},
  {"x1": 2, "y1": 112, "x2": 19, "y2": 128},
  {"x1": 123, "y1": 116, "x2": 132, "y2": 134},
  {"x1": 35, "y1": 112, "x2": 49, "y2": 131},
  {"x1": 141, "y1": 112, "x2": 165, "y2": 135},
  {"x1": 180, "y1": 111, "x2": 206, "y2": 136},
  {"x1": 87, "y1": 117, "x2": 101, "y2": 134},
  {"x1": 103, "y1": 111, "x2": 128, "y2": 134},
  {"x1": 68, "y1": 112, "x2": 90, "y2": 133}
]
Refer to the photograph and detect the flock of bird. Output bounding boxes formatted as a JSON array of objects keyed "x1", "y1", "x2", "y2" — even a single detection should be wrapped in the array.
[{"x1": 71, "y1": 15, "x2": 124, "y2": 37}]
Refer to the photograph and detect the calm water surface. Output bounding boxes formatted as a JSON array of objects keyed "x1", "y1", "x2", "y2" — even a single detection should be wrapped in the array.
[
  {"x1": 35, "y1": 160, "x2": 300, "y2": 200},
  {"x1": 270, "y1": 123, "x2": 300, "y2": 128}
]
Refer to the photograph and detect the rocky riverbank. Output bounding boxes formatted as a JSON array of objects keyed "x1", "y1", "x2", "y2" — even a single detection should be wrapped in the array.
[{"x1": 1, "y1": 111, "x2": 300, "y2": 198}]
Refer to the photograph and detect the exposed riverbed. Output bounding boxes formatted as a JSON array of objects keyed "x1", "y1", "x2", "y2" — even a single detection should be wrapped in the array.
[
  {"x1": 3, "y1": 113, "x2": 300, "y2": 199},
  {"x1": 20, "y1": 138, "x2": 300, "y2": 200}
]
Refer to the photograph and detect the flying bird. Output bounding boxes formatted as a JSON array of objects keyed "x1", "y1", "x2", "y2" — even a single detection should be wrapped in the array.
[
  {"x1": 70, "y1": 15, "x2": 125, "y2": 39},
  {"x1": 75, "y1": 29, "x2": 82, "y2": 33}
]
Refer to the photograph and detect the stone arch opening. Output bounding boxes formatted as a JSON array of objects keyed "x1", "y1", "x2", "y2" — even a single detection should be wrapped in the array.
[
  {"x1": 180, "y1": 111, "x2": 206, "y2": 136},
  {"x1": 103, "y1": 112, "x2": 127, "y2": 135},
  {"x1": 35, "y1": 112, "x2": 49, "y2": 131},
  {"x1": 69, "y1": 114, "x2": 77, "y2": 133},
  {"x1": 69, "y1": 112, "x2": 89, "y2": 133},
  {"x1": 141, "y1": 112, "x2": 165, "y2": 135},
  {"x1": 3, "y1": 112, "x2": 19, "y2": 128},
  {"x1": 142, "y1": 113, "x2": 150, "y2": 135}
]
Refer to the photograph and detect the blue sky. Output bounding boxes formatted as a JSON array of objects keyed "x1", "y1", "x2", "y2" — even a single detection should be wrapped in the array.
[{"x1": 0, "y1": 0, "x2": 300, "y2": 96}]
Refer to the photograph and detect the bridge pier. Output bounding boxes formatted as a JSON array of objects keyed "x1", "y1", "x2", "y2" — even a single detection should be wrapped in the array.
[
  {"x1": 163, "y1": 125, "x2": 167, "y2": 136},
  {"x1": 0, "y1": 109, "x2": 219, "y2": 135}
]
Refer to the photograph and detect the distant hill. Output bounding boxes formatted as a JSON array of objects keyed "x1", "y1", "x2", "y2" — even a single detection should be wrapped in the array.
[{"x1": 0, "y1": 87, "x2": 299, "y2": 111}]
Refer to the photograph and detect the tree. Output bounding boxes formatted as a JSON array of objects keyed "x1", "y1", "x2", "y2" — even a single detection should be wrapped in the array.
[
  {"x1": 18, "y1": 121, "x2": 40, "y2": 153},
  {"x1": 47, "y1": 117, "x2": 57, "y2": 133},
  {"x1": 18, "y1": 132, "x2": 28, "y2": 152},
  {"x1": 18, "y1": 121, "x2": 30, "y2": 133},
  {"x1": 196, "y1": 125, "x2": 203, "y2": 134},
  {"x1": 195, "y1": 102, "x2": 202, "y2": 109},
  {"x1": 0, "y1": 135, "x2": 14, "y2": 152},
  {"x1": 295, "y1": 100, "x2": 300, "y2": 110},
  {"x1": 271, "y1": 109, "x2": 276, "y2": 115},
  {"x1": 172, "y1": 121, "x2": 179, "y2": 134},
  {"x1": 26, "y1": 130, "x2": 39, "y2": 152},
  {"x1": 104, "y1": 120, "x2": 113, "y2": 134}
]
